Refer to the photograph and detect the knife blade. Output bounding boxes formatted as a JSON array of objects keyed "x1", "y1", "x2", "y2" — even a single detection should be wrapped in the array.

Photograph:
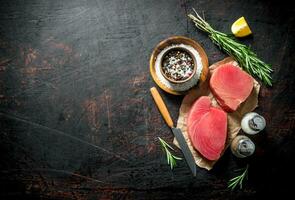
[
  {"x1": 150, "y1": 87, "x2": 196, "y2": 176},
  {"x1": 172, "y1": 127, "x2": 196, "y2": 176}
]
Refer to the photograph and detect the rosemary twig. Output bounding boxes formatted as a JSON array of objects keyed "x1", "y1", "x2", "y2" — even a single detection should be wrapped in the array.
[
  {"x1": 188, "y1": 8, "x2": 273, "y2": 86},
  {"x1": 158, "y1": 137, "x2": 182, "y2": 169},
  {"x1": 228, "y1": 164, "x2": 249, "y2": 190}
]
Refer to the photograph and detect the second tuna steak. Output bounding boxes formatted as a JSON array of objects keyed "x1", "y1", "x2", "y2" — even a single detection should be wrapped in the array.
[{"x1": 210, "y1": 64, "x2": 254, "y2": 112}]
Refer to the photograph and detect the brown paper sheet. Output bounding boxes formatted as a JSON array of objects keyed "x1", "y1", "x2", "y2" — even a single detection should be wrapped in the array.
[{"x1": 173, "y1": 57, "x2": 260, "y2": 170}]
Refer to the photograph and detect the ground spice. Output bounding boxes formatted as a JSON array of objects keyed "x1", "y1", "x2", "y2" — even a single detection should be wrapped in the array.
[{"x1": 231, "y1": 135, "x2": 255, "y2": 158}]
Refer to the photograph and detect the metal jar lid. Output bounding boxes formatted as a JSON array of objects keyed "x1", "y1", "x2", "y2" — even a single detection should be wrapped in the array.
[
  {"x1": 231, "y1": 135, "x2": 255, "y2": 158},
  {"x1": 241, "y1": 112, "x2": 266, "y2": 135}
]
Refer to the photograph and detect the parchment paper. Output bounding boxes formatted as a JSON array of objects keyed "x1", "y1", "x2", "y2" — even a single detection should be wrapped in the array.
[{"x1": 173, "y1": 57, "x2": 260, "y2": 170}]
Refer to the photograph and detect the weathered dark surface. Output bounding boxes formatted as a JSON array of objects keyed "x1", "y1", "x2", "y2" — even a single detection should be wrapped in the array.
[{"x1": 0, "y1": 0, "x2": 294, "y2": 199}]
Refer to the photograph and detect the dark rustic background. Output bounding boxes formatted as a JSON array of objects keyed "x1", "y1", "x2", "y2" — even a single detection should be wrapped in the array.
[{"x1": 1, "y1": 0, "x2": 294, "y2": 199}]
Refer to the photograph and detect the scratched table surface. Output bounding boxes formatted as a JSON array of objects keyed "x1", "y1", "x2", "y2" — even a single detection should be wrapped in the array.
[{"x1": 0, "y1": 0, "x2": 294, "y2": 199}]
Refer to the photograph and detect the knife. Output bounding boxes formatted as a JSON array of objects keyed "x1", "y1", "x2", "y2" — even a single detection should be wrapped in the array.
[{"x1": 150, "y1": 87, "x2": 196, "y2": 176}]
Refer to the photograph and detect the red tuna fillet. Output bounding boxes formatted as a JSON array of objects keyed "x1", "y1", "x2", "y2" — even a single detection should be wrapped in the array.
[
  {"x1": 187, "y1": 96, "x2": 227, "y2": 160},
  {"x1": 210, "y1": 64, "x2": 254, "y2": 112}
]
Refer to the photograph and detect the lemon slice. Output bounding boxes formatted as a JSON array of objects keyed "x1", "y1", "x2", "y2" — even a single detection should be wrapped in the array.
[{"x1": 231, "y1": 17, "x2": 252, "y2": 37}]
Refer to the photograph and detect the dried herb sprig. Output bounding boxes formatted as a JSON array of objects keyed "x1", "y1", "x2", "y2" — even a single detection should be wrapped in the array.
[
  {"x1": 228, "y1": 164, "x2": 249, "y2": 190},
  {"x1": 158, "y1": 137, "x2": 182, "y2": 169},
  {"x1": 188, "y1": 8, "x2": 273, "y2": 86}
]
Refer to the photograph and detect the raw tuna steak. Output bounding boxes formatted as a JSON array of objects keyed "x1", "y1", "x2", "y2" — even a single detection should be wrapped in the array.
[
  {"x1": 187, "y1": 96, "x2": 227, "y2": 160},
  {"x1": 210, "y1": 64, "x2": 254, "y2": 112}
]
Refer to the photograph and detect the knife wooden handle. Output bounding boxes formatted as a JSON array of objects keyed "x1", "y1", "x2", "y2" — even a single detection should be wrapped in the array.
[{"x1": 150, "y1": 87, "x2": 174, "y2": 128}]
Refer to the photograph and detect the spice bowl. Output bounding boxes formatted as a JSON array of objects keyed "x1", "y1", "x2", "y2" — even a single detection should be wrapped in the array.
[
  {"x1": 160, "y1": 47, "x2": 197, "y2": 84},
  {"x1": 150, "y1": 36, "x2": 209, "y2": 95}
]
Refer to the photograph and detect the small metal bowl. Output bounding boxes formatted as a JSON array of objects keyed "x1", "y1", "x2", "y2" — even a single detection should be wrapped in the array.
[{"x1": 160, "y1": 47, "x2": 197, "y2": 84}]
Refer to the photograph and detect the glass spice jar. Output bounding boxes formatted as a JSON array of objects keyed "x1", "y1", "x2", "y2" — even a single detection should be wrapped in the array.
[
  {"x1": 241, "y1": 112, "x2": 266, "y2": 135},
  {"x1": 231, "y1": 135, "x2": 255, "y2": 158}
]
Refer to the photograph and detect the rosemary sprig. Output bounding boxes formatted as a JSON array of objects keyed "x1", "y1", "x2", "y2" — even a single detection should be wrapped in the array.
[
  {"x1": 158, "y1": 137, "x2": 182, "y2": 169},
  {"x1": 228, "y1": 164, "x2": 249, "y2": 190},
  {"x1": 188, "y1": 8, "x2": 273, "y2": 86}
]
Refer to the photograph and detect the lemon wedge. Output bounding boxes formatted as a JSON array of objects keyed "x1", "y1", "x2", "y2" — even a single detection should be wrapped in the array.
[{"x1": 231, "y1": 17, "x2": 252, "y2": 37}]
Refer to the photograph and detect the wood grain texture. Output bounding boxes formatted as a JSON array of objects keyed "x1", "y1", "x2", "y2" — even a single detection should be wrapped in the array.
[{"x1": 0, "y1": 0, "x2": 294, "y2": 199}]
